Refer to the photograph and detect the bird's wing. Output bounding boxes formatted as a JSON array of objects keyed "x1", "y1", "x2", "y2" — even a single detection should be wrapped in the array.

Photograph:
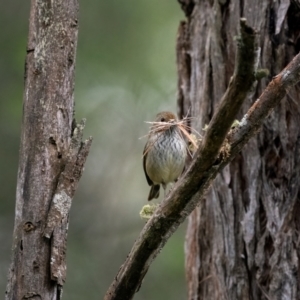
[{"x1": 143, "y1": 143, "x2": 153, "y2": 186}]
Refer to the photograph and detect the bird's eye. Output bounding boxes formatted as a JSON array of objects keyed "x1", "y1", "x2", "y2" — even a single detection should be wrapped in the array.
[{"x1": 161, "y1": 118, "x2": 165, "y2": 122}]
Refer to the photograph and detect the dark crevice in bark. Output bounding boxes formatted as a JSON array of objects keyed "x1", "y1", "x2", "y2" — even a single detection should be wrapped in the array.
[
  {"x1": 176, "y1": 20, "x2": 192, "y2": 119},
  {"x1": 240, "y1": 0, "x2": 244, "y2": 17},
  {"x1": 288, "y1": 2, "x2": 300, "y2": 52},
  {"x1": 207, "y1": 59, "x2": 214, "y2": 121},
  {"x1": 242, "y1": 240, "x2": 253, "y2": 299},
  {"x1": 268, "y1": 5, "x2": 276, "y2": 39},
  {"x1": 258, "y1": 197, "x2": 266, "y2": 238},
  {"x1": 177, "y1": 0, "x2": 195, "y2": 18}
]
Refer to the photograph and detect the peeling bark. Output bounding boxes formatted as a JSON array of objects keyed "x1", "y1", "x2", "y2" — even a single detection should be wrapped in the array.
[
  {"x1": 182, "y1": 1, "x2": 300, "y2": 299},
  {"x1": 5, "y1": 1, "x2": 91, "y2": 299}
]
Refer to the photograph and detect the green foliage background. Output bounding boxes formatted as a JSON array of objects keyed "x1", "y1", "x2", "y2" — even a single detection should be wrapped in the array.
[{"x1": 0, "y1": 1, "x2": 187, "y2": 299}]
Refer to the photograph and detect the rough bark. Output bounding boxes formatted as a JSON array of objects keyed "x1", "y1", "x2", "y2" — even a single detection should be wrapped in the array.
[
  {"x1": 182, "y1": 1, "x2": 300, "y2": 299},
  {"x1": 5, "y1": 1, "x2": 91, "y2": 299}
]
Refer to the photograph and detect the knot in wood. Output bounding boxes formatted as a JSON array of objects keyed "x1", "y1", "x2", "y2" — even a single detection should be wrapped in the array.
[{"x1": 23, "y1": 222, "x2": 35, "y2": 232}]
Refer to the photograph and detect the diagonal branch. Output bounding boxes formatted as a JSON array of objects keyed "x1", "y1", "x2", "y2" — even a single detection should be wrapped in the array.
[
  {"x1": 104, "y1": 20, "x2": 300, "y2": 300},
  {"x1": 104, "y1": 18, "x2": 257, "y2": 300},
  {"x1": 227, "y1": 52, "x2": 300, "y2": 159}
]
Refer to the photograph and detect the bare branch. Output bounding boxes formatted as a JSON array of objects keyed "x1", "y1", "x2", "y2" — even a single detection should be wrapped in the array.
[
  {"x1": 228, "y1": 51, "x2": 300, "y2": 158},
  {"x1": 107, "y1": 52, "x2": 300, "y2": 300},
  {"x1": 104, "y1": 18, "x2": 259, "y2": 300}
]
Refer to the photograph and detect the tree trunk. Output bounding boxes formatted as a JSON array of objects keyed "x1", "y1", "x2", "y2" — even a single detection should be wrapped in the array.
[
  {"x1": 180, "y1": 1, "x2": 300, "y2": 299},
  {"x1": 5, "y1": 1, "x2": 91, "y2": 299}
]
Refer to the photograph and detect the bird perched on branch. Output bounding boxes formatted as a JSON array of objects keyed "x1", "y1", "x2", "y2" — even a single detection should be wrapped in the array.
[{"x1": 143, "y1": 111, "x2": 187, "y2": 201}]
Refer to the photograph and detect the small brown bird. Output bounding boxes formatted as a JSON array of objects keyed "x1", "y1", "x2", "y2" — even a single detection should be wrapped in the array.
[{"x1": 143, "y1": 111, "x2": 187, "y2": 201}]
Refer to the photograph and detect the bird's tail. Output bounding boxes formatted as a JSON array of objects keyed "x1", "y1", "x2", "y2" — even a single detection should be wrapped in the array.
[{"x1": 148, "y1": 185, "x2": 160, "y2": 201}]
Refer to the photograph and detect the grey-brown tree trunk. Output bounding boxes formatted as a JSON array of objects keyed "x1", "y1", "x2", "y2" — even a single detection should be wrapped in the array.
[
  {"x1": 179, "y1": 1, "x2": 300, "y2": 299},
  {"x1": 5, "y1": 1, "x2": 91, "y2": 299}
]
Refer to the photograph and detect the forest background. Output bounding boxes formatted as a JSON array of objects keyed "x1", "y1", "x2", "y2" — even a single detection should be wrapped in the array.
[{"x1": 0, "y1": 1, "x2": 186, "y2": 299}]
